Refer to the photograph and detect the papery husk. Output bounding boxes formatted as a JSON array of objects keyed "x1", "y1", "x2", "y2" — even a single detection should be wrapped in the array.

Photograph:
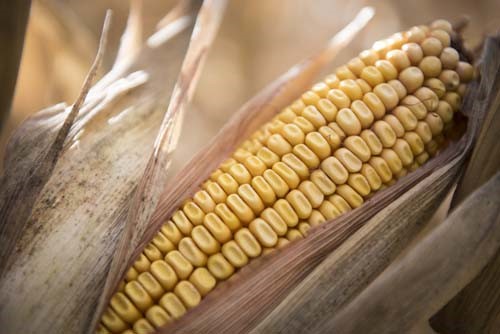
[
  {"x1": 0, "y1": 3, "x2": 196, "y2": 333},
  {"x1": 161, "y1": 30, "x2": 491, "y2": 334}
]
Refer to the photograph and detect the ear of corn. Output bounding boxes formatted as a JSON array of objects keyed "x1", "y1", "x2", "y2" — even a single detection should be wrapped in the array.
[{"x1": 99, "y1": 19, "x2": 473, "y2": 333}]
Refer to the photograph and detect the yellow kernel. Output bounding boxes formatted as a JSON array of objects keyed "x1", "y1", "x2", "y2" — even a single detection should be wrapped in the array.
[
  {"x1": 402, "y1": 43, "x2": 423, "y2": 65},
  {"x1": 282, "y1": 153, "x2": 310, "y2": 180},
  {"x1": 431, "y1": 29, "x2": 451, "y2": 47},
  {"x1": 426, "y1": 139, "x2": 439, "y2": 156},
  {"x1": 319, "y1": 200, "x2": 341, "y2": 219},
  {"x1": 174, "y1": 281, "x2": 201, "y2": 309},
  {"x1": 362, "y1": 92, "x2": 386, "y2": 120},
  {"x1": 302, "y1": 91, "x2": 321, "y2": 106},
  {"x1": 267, "y1": 133, "x2": 293, "y2": 157},
  {"x1": 407, "y1": 26, "x2": 426, "y2": 43},
  {"x1": 336, "y1": 184, "x2": 364, "y2": 208},
  {"x1": 183, "y1": 202, "x2": 205, "y2": 226},
  {"x1": 398, "y1": 66, "x2": 424, "y2": 93},
  {"x1": 278, "y1": 107, "x2": 297, "y2": 123},
  {"x1": 308, "y1": 210, "x2": 326, "y2": 226},
  {"x1": 415, "y1": 87, "x2": 439, "y2": 112},
  {"x1": 276, "y1": 238, "x2": 290, "y2": 248},
  {"x1": 401, "y1": 95, "x2": 427, "y2": 120},
  {"x1": 393, "y1": 139, "x2": 414, "y2": 166},
  {"x1": 316, "y1": 98, "x2": 338, "y2": 122},
  {"x1": 146, "y1": 305, "x2": 171, "y2": 328},
  {"x1": 274, "y1": 199, "x2": 299, "y2": 227},
  {"x1": 423, "y1": 78, "x2": 446, "y2": 98},
  {"x1": 216, "y1": 173, "x2": 239, "y2": 195},
  {"x1": 228, "y1": 163, "x2": 252, "y2": 185},
  {"x1": 249, "y1": 218, "x2": 278, "y2": 247},
  {"x1": 388, "y1": 80, "x2": 407, "y2": 100},
  {"x1": 134, "y1": 254, "x2": 151, "y2": 273},
  {"x1": 96, "y1": 324, "x2": 112, "y2": 334},
  {"x1": 329, "y1": 194, "x2": 352, "y2": 214},
  {"x1": 305, "y1": 131, "x2": 332, "y2": 159},
  {"x1": 257, "y1": 147, "x2": 280, "y2": 167},
  {"x1": 237, "y1": 184, "x2": 265, "y2": 214},
  {"x1": 125, "y1": 281, "x2": 153, "y2": 312},
  {"x1": 416, "y1": 151, "x2": 430, "y2": 165},
  {"x1": 312, "y1": 82, "x2": 330, "y2": 97},
  {"x1": 207, "y1": 253, "x2": 234, "y2": 280},
  {"x1": 243, "y1": 156, "x2": 267, "y2": 177},
  {"x1": 431, "y1": 19, "x2": 453, "y2": 34},
  {"x1": 202, "y1": 181, "x2": 227, "y2": 204},
  {"x1": 347, "y1": 57, "x2": 366, "y2": 76},
  {"x1": 456, "y1": 61, "x2": 474, "y2": 82},
  {"x1": 435, "y1": 100, "x2": 454, "y2": 123},
  {"x1": 310, "y1": 169, "x2": 337, "y2": 195},
  {"x1": 359, "y1": 49, "x2": 379, "y2": 65},
  {"x1": 159, "y1": 293, "x2": 186, "y2": 319},
  {"x1": 214, "y1": 203, "x2": 241, "y2": 232},
  {"x1": 261, "y1": 208, "x2": 288, "y2": 236},
  {"x1": 226, "y1": 193, "x2": 255, "y2": 224},
  {"x1": 419, "y1": 56, "x2": 442, "y2": 78},
  {"x1": 373, "y1": 83, "x2": 399, "y2": 110},
  {"x1": 316, "y1": 127, "x2": 340, "y2": 153},
  {"x1": 393, "y1": 106, "x2": 417, "y2": 130},
  {"x1": 386, "y1": 49, "x2": 411, "y2": 71},
  {"x1": 336, "y1": 108, "x2": 362, "y2": 136},
  {"x1": 280, "y1": 123, "x2": 305, "y2": 146},
  {"x1": 101, "y1": 308, "x2": 129, "y2": 333},
  {"x1": 293, "y1": 116, "x2": 315, "y2": 134},
  {"x1": 290, "y1": 99, "x2": 306, "y2": 114},
  {"x1": 403, "y1": 131, "x2": 425, "y2": 155},
  {"x1": 457, "y1": 83, "x2": 467, "y2": 97},
  {"x1": 220, "y1": 158, "x2": 237, "y2": 173},
  {"x1": 344, "y1": 136, "x2": 371, "y2": 162},
  {"x1": 421, "y1": 37, "x2": 443, "y2": 57},
  {"x1": 165, "y1": 251, "x2": 193, "y2": 280},
  {"x1": 298, "y1": 181, "x2": 324, "y2": 209},
  {"x1": 272, "y1": 161, "x2": 300, "y2": 189},
  {"x1": 235, "y1": 228, "x2": 262, "y2": 258},
  {"x1": 144, "y1": 244, "x2": 163, "y2": 262},
  {"x1": 192, "y1": 191, "x2": 215, "y2": 214},
  {"x1": 339, "y1": 79, "x2": 363, "y2": 100},
  {"x1": 286, "y1": 190, "x2": 313, "y2": 219},
  {"x1": 336, "y1": 65, "x2": 356, "y2": 80},
  {"x1": 439, "y1": 70, "x2": 460, "y2": 91},
  {"x1": 263, "y1": 169, "x2": 289, "y2": 198},
  {"x1": 360, "y1": 129, "x2": 383, "y2": 155},
  {"x1": 298, "y1": 222, "x2": 312, "y2": 236},
  {"x1": 327, "y1": 89, "x2": 351, "y2": 109},
  {"x1": 440, "y1": 47, "x2": 459, "y2": 69},
  {"x1": 350, "y1": 100, "x2": 375, "y2": 129},
  {"x1": 321, "y1": 156, "x2": 349, "y2": 184},
  {"x1": 383, "y1": 114, "x2": 405, "y2": 138},
  {"x1": 189, "y1": 267, "x2": 216, "y2": 296},
  {"x1": 250, "y1": 176, "x2": 276, "y2": 206},
  {"x1": 172, "y1": 210, "x2": 193, "y2": 236},
  {"x1": 302, "y1": 106, "x2": 327, "y2": 128},
  {"x1": 150, "y1": 260, "x2": 178, "y2": 290},
  {"x1": 152, "y1": 233, "x2": 175, "y2": 254},
  {"x1": 375, "y1": 60, "x2": 398, "y2": 81},
  {"x1": 443, "y1": 92, "x2": 462, "y2": 112},
  {"x1": 110, "y1": 293, "x2": 142, "y2": 324},
  {"x1": 324, "y1": 74, "x2": 340, "y2": 88},
  {"x1": 416, "y1": 121, "x2": 433, "y2": 143},
  {"x1": 425, "y1": 112, "x2": 444, "y2": 136},
  {"x1": 360, "y1": 66, "x2": 385, "y2": 87},
  {"x1": 356, "y1": 78, "x2": 372, "y2": 94},
  {"x1": 125, "y1": 267, "x2": 138, "y2": 282},
  {"x1": 221, "y1": 240, "x2": 248, "y2": 268},
  {"x1": 369, "y1": 156, "x2": 393, "y2": 183},
  {"x1": 137, "y1": 272, "x2": 164, "y2": 301},
  {"x1": 335, "y1": 147, "x2": 362, "y2": 173},
  {"x1": 361, "y1": 164, "x2": 382, "y2": 191},
  {"x1": 233, "y1": 148, "x2": 252, "y2": 163},
  {"x1": 286, "y1": 229, "x2": 304, "y2": 241},
  {"x1": 293, "y1": 143, "x2": 321, "y2": 168},
  {"x1": 203, "y1": 213, "x2": 232, "y2": 244},
  {"x1": 373, "y1": 120, "x2": 397, "y2": 147},
  {"x1": 381, "y1": 149, "x2": 403, "y2": 174},
  {"x1": 395, "y1": 168, "x2": 408, "y2": 179},
  {"x1": 193, "y1": 225, "x2": 221, "y2": 255},
  {"x1": 348, "y1": 173, "x2": 371, "y2": 196},
  {"x1": 329, "y1": 122, "x2": 347, "y2": 140}
]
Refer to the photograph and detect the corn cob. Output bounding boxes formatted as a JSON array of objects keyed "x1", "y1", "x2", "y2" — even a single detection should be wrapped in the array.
[{"x1": 98, "y1": 19, "x2": 473, "y2": 334}]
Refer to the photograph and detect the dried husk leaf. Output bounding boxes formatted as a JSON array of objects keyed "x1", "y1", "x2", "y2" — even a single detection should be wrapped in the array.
[
  {"x1": 161, "y1": 27, "x2": 489, "y2": 334},
  {"x1": 327, "y1": 172, "x2": 500, "y2": 334},
  {"x1": 0, "y1": 5, "x2": 195, "y2": 334}
]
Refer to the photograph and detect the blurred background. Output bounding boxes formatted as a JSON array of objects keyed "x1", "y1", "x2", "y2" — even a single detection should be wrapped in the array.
[{"x1": 1, "y1": 0, "x2": 499, "y2": 173}]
